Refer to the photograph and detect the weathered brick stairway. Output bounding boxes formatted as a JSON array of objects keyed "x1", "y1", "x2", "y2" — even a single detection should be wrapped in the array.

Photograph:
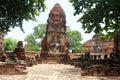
[{"x1": 41, "y1": 54, "x2": 67, "y2": 64}]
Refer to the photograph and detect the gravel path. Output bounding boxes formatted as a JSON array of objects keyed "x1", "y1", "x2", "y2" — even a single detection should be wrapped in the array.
[{"x1": 0, "y1": 64, "x2": 120, "y2": 80}]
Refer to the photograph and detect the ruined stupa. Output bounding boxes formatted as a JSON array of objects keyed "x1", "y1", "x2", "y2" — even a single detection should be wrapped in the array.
[
  {"x1": 41, "y1": 3, "x2": 69, "y2": 60},
  {"x1": 13, "y1": 41, "x2": 26, "y2": 60}
]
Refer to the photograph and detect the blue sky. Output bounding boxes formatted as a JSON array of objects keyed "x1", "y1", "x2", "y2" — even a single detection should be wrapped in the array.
[{"x1": 5, "y1": 0, "x2": 94, "y2": 43}]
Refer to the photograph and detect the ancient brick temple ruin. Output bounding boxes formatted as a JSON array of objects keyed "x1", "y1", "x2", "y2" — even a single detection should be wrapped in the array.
[
  {"x1": 114, "y1": 29, "x2": 120, "y2": 59},
  {"x1": 13, "y1": 41, "x2": 26, "y2": 60},
  {"x1": 0, "y1": 33, "x2": 4, "y2": 55},
  {"x1": 41, "y1": 3, "x2": 70, "y2": 63},
  {"x1": 83, "y1": 34, "x2": 114, "y2": 54}
]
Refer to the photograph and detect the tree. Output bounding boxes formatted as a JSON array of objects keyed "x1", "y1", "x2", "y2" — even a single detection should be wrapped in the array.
[
  {"x1": 33, "y1": 24, "x2": 46, "y2": 38},
  {"x1": 66, "y1": 27, "x2": 83, "y2": 52},
  {"x1": 24, "y1": 33, "x2": 40, "y2": 51},
  {"x1": 4, "y1": 37, "x2": 17, "y2": 51},
  {"x1": 0, "y1": 0, "x2": 46, "y2": 33},
  {"x1": 24, "y1": 24, "x2": 46, "y2": 51},
  {"x1": 70, "y1": 0, "x2": 120, "y2": 54},
  {"x1": 70, "y1": 0, "x2": 120, "y2": 34}
]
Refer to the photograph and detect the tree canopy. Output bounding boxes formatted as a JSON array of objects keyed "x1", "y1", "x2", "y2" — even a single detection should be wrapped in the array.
[
  {"x1": 66, "y1": 27, "x2": 83, "y2": 52},
  {"x1": 70, "y1": 0, "x2": 120, "y2": 36},
  {"x1": 24, "y1": 24, "x2": 46, "y2": 51},
  {"x1": 4, "y1": 37, "x2": 17, "y2": 51},
  {"x1": 24, "y1": 33, "x2": 40, "y2": 51},
  {"x1": 33, "y1": 24, "x2": 46, "y2": 38},
  {"x1": 0, "y1": 0, "x2": 46, "y2": 33}
]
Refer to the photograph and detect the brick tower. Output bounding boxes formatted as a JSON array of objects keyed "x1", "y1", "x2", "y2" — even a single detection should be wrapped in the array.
[{"x1": 41, "y1": 3, "x2": 70, "y2": 63}]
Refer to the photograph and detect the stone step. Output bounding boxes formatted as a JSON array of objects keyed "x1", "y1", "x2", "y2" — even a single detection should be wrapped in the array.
[
  {"x1": 43, "y1": 61, "x2": 58, "y2": 64},
  {"x1": 15, "y1": 68, "x2": 28, "y2": 75},
  {"x1": 41, "y1": 54, "x2": 69, "y2": 64},
  {"x1": 45, "y1": 58, "x2": 64, "y2": 60},
  {"x1": 42, "y1": 59, "x2": 62, "y2": 64},
  {"x1": 46, "y1": 60, "x2": 61, "y2": 62}
]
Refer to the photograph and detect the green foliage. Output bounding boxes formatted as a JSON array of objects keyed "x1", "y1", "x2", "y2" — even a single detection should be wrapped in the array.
[
  {"x1": 26, "y1": 43, "x2": 40, "y2": 51},
  {"x1": 70, "y1": 0, "x2": 120, "y2": 37},
  {"x1": 24, "y1": 24, "x2": 46, "y2": 51},
  {"x1": 0, "y1": 0, "x2": 46, "y2": 33},
  {"x1": 4, "y1": 37, "x2": 17, "y2": 51},
  {"x1": 24, "y1": 33, "x2": 35, "y2": 44},
  {"x1": 66, "y1": 27, "x2": 83, "y2": 52},
  {"x1": 24, "y1": 33, "x2": 40, "y2": 51},
  {"x1": 33, "y1": 24, "x2": 46, "y2": 38}
]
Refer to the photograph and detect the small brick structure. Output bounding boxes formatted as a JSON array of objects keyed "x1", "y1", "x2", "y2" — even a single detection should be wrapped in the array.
[
  {"x1": 92, "y1": 65, "x2": 105, "y2": 76},
  {"x1": 70, "y1": 53, "x2": 120, "y2": 76},
  {"x1": 0, "y1": 62, "x2": 15, "y2": 74},
  {"x1": 0, "y1": 61, "x2": 27, "y2": 75},
  {"x1": 13, "y1": 41, "x2": 26, "y2": 60}
]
